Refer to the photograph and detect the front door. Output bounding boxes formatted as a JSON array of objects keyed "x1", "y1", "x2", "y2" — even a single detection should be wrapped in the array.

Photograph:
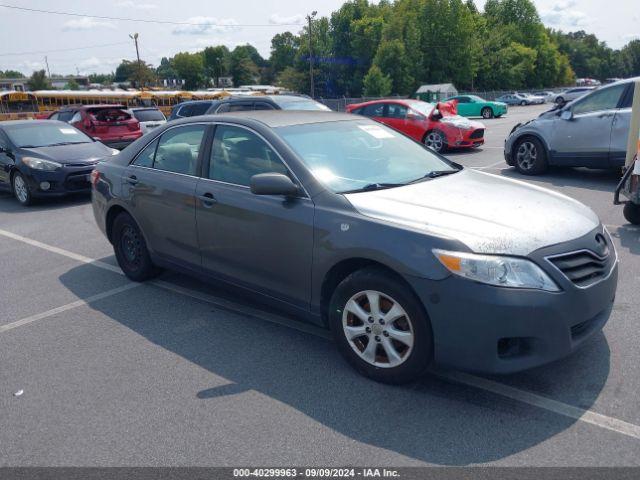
[
  {"x1": 551, "y1": 83, "x2": 627, "y2": 167},
  {"x1": 122, "y1": 124, "x2": 208, "y2": 266},
  {"x1": 195, "y1": 123, "x2": 314, "y2": 309},
  {"x1": 0, "y1": 132, "x2": 13, "y2": 185}
]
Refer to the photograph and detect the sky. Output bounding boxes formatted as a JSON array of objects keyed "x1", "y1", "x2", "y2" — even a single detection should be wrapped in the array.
[{"x1": 0, "y1": 0, "x2": 638, "y2": 76}]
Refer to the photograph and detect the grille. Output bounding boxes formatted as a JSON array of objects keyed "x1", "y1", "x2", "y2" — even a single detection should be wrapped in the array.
[
  {"x1": 469, "y1": 128, "x2": 484, "y2": 139},
  {"x1": 548, "y1": 250, "x2": 609, "y2": 287},
  {"x1": 64, "y1": 170, "x2": 92, "y2": 191}
]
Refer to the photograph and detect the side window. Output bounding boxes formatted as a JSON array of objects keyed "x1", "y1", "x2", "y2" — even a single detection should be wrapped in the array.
[
  {"x1": 216, "y1": 103, "x2": 230, "y2": 113},
  {"x1": 132, "y1": 138, "x2": 158, "y2": 168},
  {"x1": 457, "y1": 96, "x2": 470, "y2": 103},
  {"x1": 70, "y1": 112, "x2": 82, "y2": 124},
  {"x1": 228, "y1": 103, "x2": 253, "y2": 112},
  {"x1": 190, "y1": 103, "x2": 211, "y2": 116},
  {"x1": 208, "y1": 125, "x2": 288, "y2": 186},
  {"x1": 350, "y1": 107, "x2": 363, "y2": 115},
  {"x1": 49, "y1": 113, "x2": 59, "y2": 120},
  {"x1": 177, "y1": 104, "x2": 193, "y2": 117},
  {"x1": 254, "y1": 102, "x2": 276, "y2": 111},
  {"x1": 572, "y1": 84, "x2": 626, "y2": 115},
  {"x1": 154, "y1": 125, "x2": 206, "y2": 175},
  {"x1": 58, "y1": 111, "x2": 75, "y2": 122},
  {"x1": 386, "y1": 103, "x2": 408, "y2": 119},
  {"x1": 619, "y1": 84, "x2": 635, "y2": 109},
  {"x1": 362, "y1": 103, "x2": 384, "y2": 117}
]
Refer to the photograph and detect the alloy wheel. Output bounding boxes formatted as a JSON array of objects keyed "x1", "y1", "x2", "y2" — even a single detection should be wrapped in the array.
[
  {"x1": 13, "y1": 174, "x2": 29, "y2": 204},
  {"x1": 342, "y1": 290, "x2": 414, "y2": 368},
  {"x1": 424, "y1": 132, "x2": 444, "y2": 152},
  {"x1": 516, "y1": 141, "x2": 538, "y2": 171}
]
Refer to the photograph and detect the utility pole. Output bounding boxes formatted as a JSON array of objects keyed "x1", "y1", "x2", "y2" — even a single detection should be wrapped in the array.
[
  {"x1": 306, "y1": 11, "x2": 317, "y2": 98},
  {"x1": 44, "y1": 56, "x2": 51, "y2": 79},
  {"x1": 129, "y1": 33, "x2": 142, "y2": 89}
]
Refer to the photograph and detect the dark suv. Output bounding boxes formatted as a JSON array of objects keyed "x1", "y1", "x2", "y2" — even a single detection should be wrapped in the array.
[{"x1": 168, "y1": 95, "x2": 330, "y2": 121}]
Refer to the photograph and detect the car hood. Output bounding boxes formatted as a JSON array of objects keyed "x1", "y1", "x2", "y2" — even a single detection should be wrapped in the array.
[
  {"x1": 20, "y1": 142, "x2": 112, "y2": 164},
  {"x1": 438, "y1": 115, "x2": 484, "y2": 130},
  {"x1": 344, "y1": 169, "x2": 599, "y2": 256}
]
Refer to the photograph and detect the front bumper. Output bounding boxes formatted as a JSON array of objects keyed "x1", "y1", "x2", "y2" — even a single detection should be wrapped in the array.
[
  {"x1": 21, "y1": 165, "x2": 95, "y2": 197},
  {"x1": 406, "y1": 229, "x2": 618, "y2": 374}
]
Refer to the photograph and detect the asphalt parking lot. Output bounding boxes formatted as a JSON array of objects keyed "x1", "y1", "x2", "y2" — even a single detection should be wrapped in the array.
[{"x1": 1, "y1": 104, "x2": 640, "y2": 466}]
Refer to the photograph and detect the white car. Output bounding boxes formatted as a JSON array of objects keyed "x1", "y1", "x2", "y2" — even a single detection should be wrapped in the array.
[
  {"x1": 127, "y1": 107, "x2": 166, "y2": 135},
  {"x1": 519, "y1": 93, "x2": 546, "y2": 104},
  {"x1": 550, "y1": 87, "x2": 596, "y2": 106}
]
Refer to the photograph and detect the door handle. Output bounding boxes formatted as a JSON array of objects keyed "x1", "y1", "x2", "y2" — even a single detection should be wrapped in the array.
[
  {"x1": 125, "y1": 175, "x2": 139, "y2": 185},
  {"x1": 198, "y1": 192, "x2": 217, "y2": 206}
]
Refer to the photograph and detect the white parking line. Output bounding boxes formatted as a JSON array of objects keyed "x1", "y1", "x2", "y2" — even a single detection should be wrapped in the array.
[
  {"x1": 0, "y1": 283, "x2": 141, "y2": 334},
  {"x1": 472, "y1": 160, "x2": 507, "y2": 170},
  {"x1": 1, "y1": 227, "x2": 639, "y2": 441}
]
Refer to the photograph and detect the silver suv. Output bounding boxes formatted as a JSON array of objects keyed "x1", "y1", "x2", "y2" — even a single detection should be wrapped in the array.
[
  {"x1": 504, "y1": 78, "x2": 636, "y2": 175},
  {"x1": 551, "y1": 87, "x2": 595, "y2": 106}
]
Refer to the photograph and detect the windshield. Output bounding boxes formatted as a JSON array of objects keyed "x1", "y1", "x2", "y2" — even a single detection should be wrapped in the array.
[
  {"x1": 4, "y1": 123, "x2": 92, "y2": 148},
  {"x1": 277, "y1": 120, "x2": 458, "y2": 193},
  {"x1": 270, "y1": 96, "x2": 331, "y2": 111},
  {"x1": 132, "y1": 109, "x2": 165, "y2": 122},
  {"x1": 406, "y1": 101, "x2": 434, "y2": 116}
]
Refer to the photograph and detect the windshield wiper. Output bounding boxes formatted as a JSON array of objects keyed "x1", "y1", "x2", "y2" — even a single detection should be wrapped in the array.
[
  {"x1": 47, "y1": 142, "x2": 88, "y2": 146},
  {"x1": 339, "y1": 182, "x2": 406, "y2": 194},
  {"x1": 409, "y1": 169, "x2": 460, "y2": 184}
]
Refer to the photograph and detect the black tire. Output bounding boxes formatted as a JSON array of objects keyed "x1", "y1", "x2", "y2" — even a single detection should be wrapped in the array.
[
  {"x1": 112, "y1": 212, "x2": 161, "y2": 281},
  {"x1": 11, "y1": 171, "x2": 33, "y2": 206},
  {"x1": 514, "y1": 137, "x2": 548, "y2": 175},
  {"x1": 555, "y1": 97, "x2": 565, "y2": 105},
  {"x1": 623, "y1": 203, "x2": 640, "y2": 225},
  {"x1": 481, "y1": 107, "x2": 494, "y2": 119},
  {"x1": 520, "y1": 100, "x2": 527, "y2": 106},
  {"x1": 423, "y1": 130, "x2": 447, "y2": 153},
  {"x1": 328, "y1": 267, "x2": 433, "y2": 384}
]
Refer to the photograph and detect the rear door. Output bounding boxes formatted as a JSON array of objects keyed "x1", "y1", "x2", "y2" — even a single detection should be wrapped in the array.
[
  {"x1": 194, "y1": 123, "x2": 314, "y2": 308},
  {"x1": 610, "y1": 83, "x2": 635, "y2": 168},
  {"x1": 551, "y1": 83, "x2": 627, "y2": 167},
  {"x1": 123, "y1": 124, "x2": 209, "y2": 267},
  {"x1": 0, "y1": 130, "x2": 13, "y2": 185}
]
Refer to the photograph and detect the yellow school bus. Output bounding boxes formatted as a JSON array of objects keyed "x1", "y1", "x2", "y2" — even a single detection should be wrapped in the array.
[
  {"x1": 0, "y1": 91, "x2": 39, "y2": 121},
  {"x1": 32, "y1": 90, "x2": 157, "y2": 116}
]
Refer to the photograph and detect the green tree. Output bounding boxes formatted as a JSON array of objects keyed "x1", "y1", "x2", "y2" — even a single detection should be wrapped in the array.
[
  {"x1": 114, "y1": 60, "x2": 157, "y2": 87},
  {"x1": 374, "y1": 39, "x2": 414, "y2": 94},
  {"x1": 0, "y1": 70, "x2": 25, "y2": 78},
  {"x1": 203, "y1": 46, "x2": 230, "y2": 86},
  {"x1": 621, "y1": 40, "x2": 640, "y2": 77},
  {"x1": 270, "y1": 32, "x2": 299, "y2": 74},
  {"x1": 276, "y1": 66, "x2": 307, "y2": 92},
  {"x1": 65, "y1": 79, "x2": 80, "y2": 90},
  {"x1": 27, "y1": 70, "x2": 51, "y2": 90},
  {"x1": 156, "y1": 57, "x2": 178, "y2": 81},
  {"x1": 229, "y1": 46, "x2": 259, "y2": 86},
  {"x1": 172, "y1": 52, "x2": 204, "y2": 89},
  {"x1": 363, "y1": 64, "x2": 392, "y2": 96}
]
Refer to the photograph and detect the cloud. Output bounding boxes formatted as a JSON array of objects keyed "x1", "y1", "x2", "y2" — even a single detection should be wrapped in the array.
[
  {"x1": 62, "y1": 17, "x2": 116, "y2": 31},
  {"x1": 172, "y1": 17, "x2": 240, "y2": 35},
  {"x1": 540, "y1": 0, "x2": 592, "y2": 28},
  {"x1": 269, "y1": 13, "x2": 304, "y2": 25},
  {"x1": 115, "y1": 0, "x2": 157, "y2": 9}
]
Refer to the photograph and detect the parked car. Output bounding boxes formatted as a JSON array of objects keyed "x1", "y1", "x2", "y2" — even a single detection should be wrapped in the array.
[
  {"x1": 168, "y1": 100, "x2": 221, "y2": 121},
  {"x1": 442, "y1": 95, "x2": 507, "y2": 119},
  {"x1": 48, "y1": 105, "x2": 143, "y2": 149},
  {"x1": 127, "y1": 107, "x2": 166, "y2": 135},
  {"x1": 346, "y1": 99, "x2": 485, "y2": 152},
  {"x1": 495, "y1": 93, "x2": 540, "y2": 106},
  {"x1": 518, "y1": 93, "x2": 546, "y2": 104},
  {"x1": 92, "y1": 111, "x2": 617, "y2": 383},
  {"x1": 533, "y1": 91, "x2": 555, "y2": 102},
  {"x1": 504, "y1": 78, "x2": 636, "y2": 175},
  {"x1": 168, "y1": 95, "x2": 331, "y2": 121},
  {"x1": 0, "y1": 120, "x2": 117, "y2": 205},
  {"x1": 550, "y1": 87, "x2": 596, "y2": 106}
]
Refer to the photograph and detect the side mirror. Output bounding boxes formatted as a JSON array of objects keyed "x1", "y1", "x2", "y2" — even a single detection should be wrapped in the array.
[
  {"x1": 250, "y1": 173, "x2": 300, "y2": 197},
  {"x1": 560, "y1": 110, "x2": 573, "y2": 121}
]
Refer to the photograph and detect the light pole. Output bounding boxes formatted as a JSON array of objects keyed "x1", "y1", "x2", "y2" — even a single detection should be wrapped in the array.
[
  {"x1": 129, "y1": 33, "x2": 142, "y2": 89},
  {"x1": 306, "y1": 11, "x2": 317, "y2": 98}
]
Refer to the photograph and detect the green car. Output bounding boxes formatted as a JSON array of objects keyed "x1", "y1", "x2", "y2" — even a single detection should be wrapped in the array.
[{"x1": 443, "y1": 95, "x2": 508, "y2": 119}]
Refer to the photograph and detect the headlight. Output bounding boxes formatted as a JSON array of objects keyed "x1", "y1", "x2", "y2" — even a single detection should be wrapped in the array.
[
  {"x1": 433, "y1": 249, "x2": 560, "y2": 292},
  {"x1": 21, "y1": 157, "x2": 62, "y2": 171},
  {"x1": 110, "y1": 148, "x2": 120, "y2": 156}
]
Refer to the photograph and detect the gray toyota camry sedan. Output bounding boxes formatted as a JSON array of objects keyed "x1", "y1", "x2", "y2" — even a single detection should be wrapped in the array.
[{"x1": 92, "y1": 111, "x2": 618, "y2": 384}]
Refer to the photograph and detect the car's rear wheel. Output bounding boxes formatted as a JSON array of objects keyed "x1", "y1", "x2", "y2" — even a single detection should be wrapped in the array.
[
  {"x1": 555, "y1": 97, "x2": 565, "y2": 105},
  {"x1": 424, "y1": 130, "x2": 446, "y2": 153},
  {"x1": 514, "y1": 137, "x2": 548, "y2": 175},
  {"x1": 520, "y1": 100, "x2": 527, "y2": 106},
  {"x1": 481, "y1": 107, "x2": 494, "y2": 119},
  {"x1": 623, "y1": 203, "x2": 640, "y2": 225},
  {"x1": 12, "y1": 171, "x2": 32, "y2": 206},
  {"x1": 113, "y1": 212, "x2": 161, "y2": 281},
  {"x1": 329, "y1": 267, "x2": 433, "y2": 384}
]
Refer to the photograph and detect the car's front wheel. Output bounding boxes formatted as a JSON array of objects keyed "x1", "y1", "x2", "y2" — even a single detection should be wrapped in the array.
[
  {"x1": 555, "y1": 97, "x2": 565, "y2": 105},
  {"x1": 424, "y1": 130, "x2": 446, "y2": 153},
  {"x1": 623, "y1": 203, "x2": 640, "y2": 225},
  {"x1": 481, "y1": 107, "x2": 494, "y2": 119},
  {"x1": 12, "y1": 171, "x2": 33, "y2": 206},
  {"x1": 112, "y1": 212, "x2": 161, "y2": 281},
  {"x1": 520, "y1": 100, "x2": 527, "y2": 106},
  {"x1": 329, "y1": 267, "x2": 433, "y2": 384},
  {"x1": 514, "y1": 137, "x2": 548, "y2": 175}
]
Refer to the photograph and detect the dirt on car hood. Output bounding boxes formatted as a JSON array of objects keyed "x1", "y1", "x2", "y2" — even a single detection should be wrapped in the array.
[{"x1": 344, "y1": 169, "x2": 600, "y2": 256}]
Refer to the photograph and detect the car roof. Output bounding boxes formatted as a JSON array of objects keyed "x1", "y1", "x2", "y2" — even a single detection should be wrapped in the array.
[
  {"x1": 184, "y1": 110, "x2": 359, "y2": 128},
  {"x1": 0, "y1": 119, "x2": 67, "y2": 127}
]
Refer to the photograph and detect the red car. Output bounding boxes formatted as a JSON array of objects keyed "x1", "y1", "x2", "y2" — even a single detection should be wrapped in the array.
[
  {"x1": 346, "y1": 99, "x2": 485, "y2": 153},
  {"x1": 47, "y1": 105, "x2": 143, "y2": 150}
]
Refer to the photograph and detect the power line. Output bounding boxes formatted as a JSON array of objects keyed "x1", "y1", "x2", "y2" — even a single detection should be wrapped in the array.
[
  {"x1": 0, "y1": 41, "x2": 131, "y2": 57},
  {"x1": 0, "y1": 4, "x2": 303, "y2": 27}
]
